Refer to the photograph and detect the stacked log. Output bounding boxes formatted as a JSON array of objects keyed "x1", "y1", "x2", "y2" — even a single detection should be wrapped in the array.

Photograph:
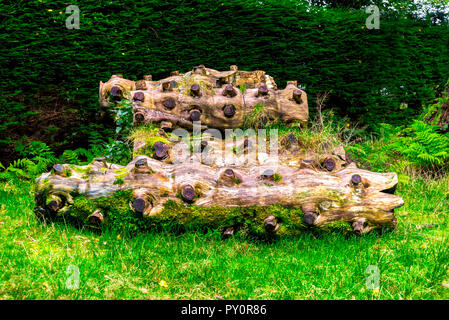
[
  {"x1": 33, "y1": 65, "x2": 404, "y2": 237},
  {"x1": 99, "y1": 65, "x2": 308, "y2": 130}
]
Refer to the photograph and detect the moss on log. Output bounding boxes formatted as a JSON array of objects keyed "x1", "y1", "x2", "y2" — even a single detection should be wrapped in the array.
[
  {"x1": 34, "y1": 65, "x2": 404, "y2": 238},
  {"x1": 99, "y1": 65, "x2": 308, "y2": 130},
  {"x1": 35, "y1": 151, "x2": 403, "y2": 236}
]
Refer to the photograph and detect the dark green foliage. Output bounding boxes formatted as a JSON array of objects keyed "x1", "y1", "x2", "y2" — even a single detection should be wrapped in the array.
[
  {"x1": 388, "y1": 120, "x2": 449, "y2": 168},
  {"x1": 347, "y1": 120, "x2": 449, "y2": 173},
  {"x1": 1, "y1": 0, "x2": 449, "y2": 164}
]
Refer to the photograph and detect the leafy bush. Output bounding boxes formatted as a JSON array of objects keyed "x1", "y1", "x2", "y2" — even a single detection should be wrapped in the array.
[
  {"x1": 388, "y1": 120, "x2": 449, "y2": 168},
  {"x1": 348, "y1": 121, "x2": 449, "y2": 174}
]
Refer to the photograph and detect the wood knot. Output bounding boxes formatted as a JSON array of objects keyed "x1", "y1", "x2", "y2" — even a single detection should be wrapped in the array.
[
  {"x1": 223, "y1": 104, "x2": 236, "y2": 118},
  {"x1": 264, "y1": 215, "x2": 279, "y2": 233},
  {"x1": 132, "y1": 198, "x2": 147, "y2": 214},
  {"x1": 181, "y1": 184, "x2": 196, "y2": 203},
  {"x1": 223, "y1": 84, "x2": 237, "y2": 97},
  {"x1": 190, "y1": 84, "x2": 201, "y2": 97},
  {"x1": 154, "y1": 141, "x2": 170, "y2": 160},
  {"x1": 162, "y1": 97, "x2": 176, "y2": 110},
  {"x1": 323, "y1": 158, "x2": 336, "y2": 172},
  {"x1": 88, "y1": 209, "x2": 104, "y2": 226},
  {"x1": 257, "y1": 85, "x2": 268, "y2": 96},
  {"x1": 292, "y1": 89, "x2": 303, "y2": 104},
  {"x1": 134, "y1": 113, "x2": 145, "y2": 123},
  {"x1": 162, "y1": 81, "x2": 172, "y2": 92},
  {"x1": 110, "y1": 86, "x2": 123, "y2": 100},
  {"x1": 190, "y1": 109, "x2": 202, "y2": 121},
  {"x1": 351, "y1": 174, "x2": 362, "y2": 185},
  {"x1": 133, "y1": 91, "x2": 145, "y2": 102},
  {"x1": 135, "y1": 80, "x2": 147, "y2": 90}
]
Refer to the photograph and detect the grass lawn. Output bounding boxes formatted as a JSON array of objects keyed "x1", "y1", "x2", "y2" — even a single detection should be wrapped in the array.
[{"x1": 0, "y1": 174, "x2": 448, "y2": 300}]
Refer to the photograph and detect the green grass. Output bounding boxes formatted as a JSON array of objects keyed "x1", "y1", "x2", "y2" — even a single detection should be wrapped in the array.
[{"x1": 0, "y1": 174, "x2": 449, "y2": 300}]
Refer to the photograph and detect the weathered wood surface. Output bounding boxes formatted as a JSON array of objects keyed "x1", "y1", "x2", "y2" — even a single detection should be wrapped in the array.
[
  {"x1": 99, "y1": 65, "x2": 308, "y2": 129},
  {"x1": 35, "y1": 152, "x2": 403, "y2": 235},
  {"x1": 33, "y1": 65, "x2": 405, "y2": 236}
]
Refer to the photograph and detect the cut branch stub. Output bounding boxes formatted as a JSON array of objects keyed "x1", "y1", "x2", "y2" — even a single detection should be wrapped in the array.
[
  {"x1": 135, "y1": 80, "x2": 147, "y2": 91},
  {"x1": 220, "y1": 168, "x2": 238, "y2": 186},
  {"x1": 47, "y1": 195, "x2": 62, "y2": 213},
  {"x1": 110, "y1": 86, "x2": 123, "y2": 100},
  {"x1": 264, "y1": 215, "x2": 278, "y2": 233},
  {"x1": 224, "y1": 168, "x2": 235, "y2": 178},
  {"x1": 162, "y1": 81, "x2": 172, "y2": 92},
  {"x1": 181, "y1": 184, "x2": 196, "y2": 203},
  {"x1": 352, "y1": 219, "x2": 371, "y2": 236},
  {"x1": 351, "y1": 174, "x2": 362, "y2": 185},
  {"x1": 200, "y1": 141, "x2": 208, "y2": 152},
  {"x1": 93, "y1": 157, "x2": 107, "y2": 168},
  {"x1": 53, "y1": 164, "x2": 64, "y2": 175},
  {"x1": 135, "y1": 113, "x2": 145, "y2": 123},
  {"x1": 160, "y1": 121, "x2": 173, "y2": 132},
  {"x1": 222, "y1": 227, "x2": 234, "y2": 239},
  {"x1": 144, "y1": 75, "x2": 152, "y2": 81},
  {"x1": 223, "y1": 104, "x2": 236, "y2": 118},
  {"x1": 261, "y1": 169, "x2": 274, "y2": 180},
  {"x1": 162, "y1": 97, "x2": 176, "y2": 110},
  {"x1": 324, "y1": 158, "x2": 336, "y2": 172},
  {"x1": 133, "y1": 198, "x2": 147, "y2": 214},
  {"x1": 243, "y1": 137, "x2": 251, "y2": 149},
  {"x1": 189, "y1": 109, "x2": 201, "y2": 121},
  {"x1": 88, "y1": 209, "x2": 104, "y2": 226},
  {"x1": 134, "y1": 158, "x2": 152, "y2": 174},
  {"x1": 154, "y1": 141, "x2": 169, "y2": 160},
  {"x1": 302, "y1": 203, "x2": 318, "y2": 226},
  {"x1": 223, "y1": 84, "x2": 237, "y2": 97},
  {"x1": 190, "y1": 84, "x2": 201, "y2": 97},
  {"x1": 293, "y1": 89, "x2": 303, "y2": 104},
  {"x1": 257, "y1": 85, "x2": 268, "y2": 96},
  {"x1": 133, "y1": 91, "x2": 145, "y2": 102}
]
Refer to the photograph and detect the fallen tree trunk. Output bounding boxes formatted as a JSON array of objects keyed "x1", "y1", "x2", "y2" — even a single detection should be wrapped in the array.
[
  {"x1": 34, "y1": 66, "x2": 404, "y2": 237},
  {"x1": 35, "y1": 154, "x2": 403, "y2": 236},
  {"x1": 99, "y1": 65, "x2": 308, "y2": 130}
]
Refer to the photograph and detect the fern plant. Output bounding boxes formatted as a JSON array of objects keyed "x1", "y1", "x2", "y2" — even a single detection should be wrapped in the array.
[
  {"x1": 387, "y1": 120, "x2": 449, "y2": 168},
  {"x1": 0, "y1": 141, "x2": 57, "y2": 180}
]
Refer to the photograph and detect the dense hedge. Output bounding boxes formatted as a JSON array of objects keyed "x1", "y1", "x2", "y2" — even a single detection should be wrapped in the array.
[{"x1": 1, "y1": 0, "x2": 449, "y2": 156}]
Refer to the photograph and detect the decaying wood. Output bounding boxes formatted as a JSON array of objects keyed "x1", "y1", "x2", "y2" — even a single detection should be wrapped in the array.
[
  {"x1": 35, "y1": 151, "x2": 403, "y2": 235},
  {"x1": 33, "y1": 65, "x2": 404, "y2": 237},
  {"x1": 99, "y1": 65, "x2": 308, "y2": 129}
]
